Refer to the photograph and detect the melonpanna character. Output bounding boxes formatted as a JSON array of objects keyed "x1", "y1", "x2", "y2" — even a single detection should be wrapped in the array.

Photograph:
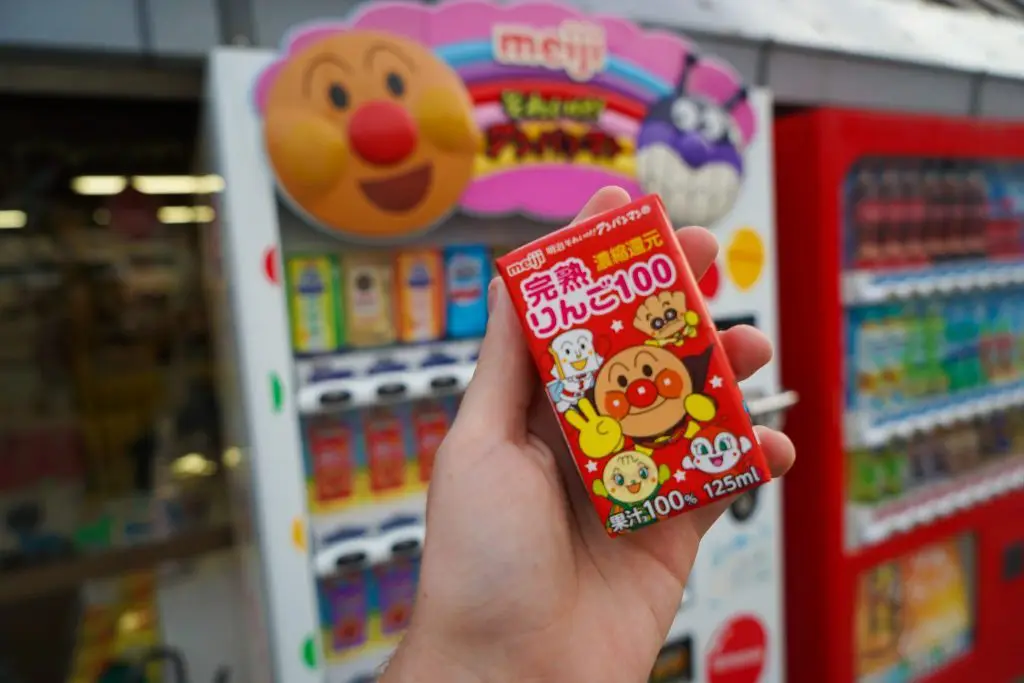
[
  {"x1": 633, "y1": 291, "x2": 701, "y2": 347},
  {"x1": 683, "y1": 423, "x2": 753, "y2": 475},
  {"x1": 546, "y1": 328, "x2": 604, "y2": 412},
  {"x1": 565, "y1": 344, "x2": 717, "y2": 459},
  {"x1": 592, "y1": 449, "x2": 670, "y2": 525}
]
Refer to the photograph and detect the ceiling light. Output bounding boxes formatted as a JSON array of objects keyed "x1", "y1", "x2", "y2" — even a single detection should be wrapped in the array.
[
  {"x1": 171, "y1": 452, "x2": 218, "y2": 478},
  {"x1": 0, "y1": 211, "x2": 27, "y2": 229},
  {"x1": 72, "y1": 176, "x2": 127, "y2": 196},
  {"x1": 157, "y1": 205, "x2": 216, "y2": 224},
  {"x1": 132, "y1": 174, "x2": 225, "y2": 195}
]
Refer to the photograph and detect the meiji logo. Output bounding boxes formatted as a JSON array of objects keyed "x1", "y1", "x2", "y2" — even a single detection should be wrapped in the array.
[
  {"x1": 507, "y1": 249, "x2": 546, "y2": 276},
  {"x1": 492, "y1": 20, "x2": 606, "y2": 82},
  {"x1": 595, "y1": 202, "x2": 653, "y2": 234}
]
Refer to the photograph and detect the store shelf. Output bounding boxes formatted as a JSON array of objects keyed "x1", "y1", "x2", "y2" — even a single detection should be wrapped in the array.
[
  {"x1": 845, "y1": 381, "x2": 1024, "y2": 448},
  {"x1": 848, "y1": 457, "x2": 1024, "y2": 548},
  {"x1": 0, "y1": 524, "x2": 233, "y2": 606},
  {"x1": 842, "y1": 260, "x2": 1024, "y2": 305}
]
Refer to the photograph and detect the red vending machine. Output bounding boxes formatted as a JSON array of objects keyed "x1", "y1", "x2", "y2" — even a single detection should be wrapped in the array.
[{"x1": 776, "y1": 109, "x2": 1024, "y2": 683}]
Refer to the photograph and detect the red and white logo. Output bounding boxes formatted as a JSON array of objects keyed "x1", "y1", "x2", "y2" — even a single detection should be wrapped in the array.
[{"x1": 706, "y1": 614, "x2": 768, "y2": 683}]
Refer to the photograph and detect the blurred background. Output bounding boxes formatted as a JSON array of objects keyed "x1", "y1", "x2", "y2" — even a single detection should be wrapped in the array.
[{"x1": 0, "y1": 1, "x2": 1022, "y2": 683}]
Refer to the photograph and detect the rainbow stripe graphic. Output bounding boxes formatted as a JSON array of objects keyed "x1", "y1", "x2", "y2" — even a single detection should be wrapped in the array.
[{"x1": 255, "y1": 0, "x2": 756, "y2": 222}]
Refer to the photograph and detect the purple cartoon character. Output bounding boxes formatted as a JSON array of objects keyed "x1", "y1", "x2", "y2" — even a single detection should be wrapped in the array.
[{"x1": 635, "y1": 53, "x2": 750, "y2": 228}]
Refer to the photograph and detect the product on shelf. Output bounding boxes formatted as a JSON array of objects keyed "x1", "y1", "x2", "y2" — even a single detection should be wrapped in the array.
[
  {"x1": 307, "y1": 414, "x2": 357, "y2": 504},
  {"x1": 497, "y1": 194, "x2": 768, "y2": 536},
  {"x1": 285, "y1": 254, "x2": 342, "y2": 354},
  {"x1": 410, "y1": 399, "x2": 452, "y2": 483},
  {"x1": 443, "y1": 245, "x2": 491, "y2": 339},
  {"x1": 395, "y1": 249, "x2": 445, "y2": 343},
  {"x1": 323, "y1": 560, "x2": 371, "y2": 653},
  {"x1": 363, "y1": 407, "x2": 409, "y2": 493},
  {"x1": 847, "y1": 289, "x2": 1024, "y2": 417},
  {"x1": 847, "y1": 411, "x2": 1023, "y2": 506},
  {"x1": 845, "y1": 157, "x2": 1024, "y2": 270},
  {"x1": 375, "y1": 554, "x2": 419, "y2": 636},
  {"x1": 341, "y1": 251, "x2": 398, "y2": 348}
]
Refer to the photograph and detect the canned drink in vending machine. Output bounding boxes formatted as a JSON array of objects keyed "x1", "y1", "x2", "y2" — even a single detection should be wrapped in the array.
[
  {"x1": 851, "y1": 163, "x2": 882, "y2": 268},
  {"x1": 922, "y1": 161, "x2": 947, "y2": 263},
  {"x1": 900, "y1": 161, "x2": 928, "y2": 266}
]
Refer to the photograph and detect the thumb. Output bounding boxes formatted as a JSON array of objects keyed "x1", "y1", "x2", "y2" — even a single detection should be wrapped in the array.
[{"x1": 454, "y1": 278, "x2": 536, "y2": 442}]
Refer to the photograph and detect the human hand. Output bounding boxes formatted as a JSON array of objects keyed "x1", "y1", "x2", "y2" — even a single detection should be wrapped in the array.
[
  {"x1": 381, "y1": 187, "x2": 796, "y2": 683},
  {"x1": 564, "y1": 398, "x2": 624, "y2": 459}
]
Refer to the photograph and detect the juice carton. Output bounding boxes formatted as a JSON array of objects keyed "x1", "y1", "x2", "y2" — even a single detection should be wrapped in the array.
[
  {"x1": 306, "y1": 414, "x2": 357, "y2": 504},
  {"x1": 363, "y1": 406, "x2": 408, "y2": 493},
  {"x1": 444, "y1": 245, "x2": 491, "y2": 339},
  {"x1": 285, "y1": 255, "x2": 342, "y2": 354},
  {"x1": 374, "y1": 555, "x2": 420, "y2": 636},
  {"x1": 323, "y1": 564, "x2": 370, "y2": 652},
  {"x1": 410, "y1": 399, "x2": 450, "y2": 483},
  {"x1": 395, "y1": 249, "x2": 445, "y2": 343},
  {"x1": 341, "y1": 251, "x2": 397, "y2": 348},
  {"x1": 496, "y1": 194, "x2": 768, "y2": 536}
]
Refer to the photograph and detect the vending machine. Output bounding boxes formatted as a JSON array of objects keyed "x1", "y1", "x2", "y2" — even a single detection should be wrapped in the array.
[
  {"x1": 203, "y1": 2, "x2": 795, "y2": 681},
  {"x1": 776, "y1": 109, "x2": 1024, "y2": 683}
]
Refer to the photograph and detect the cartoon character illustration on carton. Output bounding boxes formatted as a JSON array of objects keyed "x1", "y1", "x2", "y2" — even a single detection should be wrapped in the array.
[
  {"x1": 633, "y1": 291, "x2": 701, "y2": 347},
  {"x1": 683, "y1": 424, "x2": 754, "y2": 475},
  {"x1": 592, "y1": 449, "x2": 671, "y2": 530},
  {"x1": 547, "y1": 328, "x2": 604, "y2": 412},
  {"x1": 565, "y1": 344, "x2": 717, "y2": 459}
]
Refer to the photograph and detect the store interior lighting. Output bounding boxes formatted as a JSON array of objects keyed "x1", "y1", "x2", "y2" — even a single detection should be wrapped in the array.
[
  {"x1": 71, "y1": 174, "x2": 225, "y2": 196},
  {"x1": 0, "y1": 210, "x2": 27, "y2": 229},
  {"x1": 171, "y1": 452, "x2": 218, "y2": 478},
  {"x1": 157, "y1": 205, "x2": 216, "y2": 225}
]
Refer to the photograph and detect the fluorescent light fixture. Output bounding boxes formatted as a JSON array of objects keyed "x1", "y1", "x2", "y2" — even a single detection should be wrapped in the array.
[
  {"x1": 71, "y1": 176, "x2": 127, "y2": 196},
  {"x1": 0, "y1": 210, "x2": 27, "y2": 229},
  {"x1": 157, "y1": 205, "x2": 216, "y2": 224},
  {"x1": 132, "y1": 174, "x2": 225, "y2": 195}
]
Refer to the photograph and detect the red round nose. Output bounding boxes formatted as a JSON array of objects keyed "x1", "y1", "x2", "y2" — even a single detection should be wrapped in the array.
[
  {"x1": 625, "y1": 379, "x2": 658, "y2": 408},
  {"x1": 348, "y1": 101, "x2": 418, "y2": 166}
]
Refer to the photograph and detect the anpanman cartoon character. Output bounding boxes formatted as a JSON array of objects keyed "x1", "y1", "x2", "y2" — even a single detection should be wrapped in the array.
[
  {"x1": 592, "y1": 449, "x2": 670, "y2": 524},
  {"x1": 683, "y1": 424, "x2": 753, "y2": 475},
  {"x1": 261, "y1": 31, "x2": 481, "y2": 239},
  {"x1": 565, "y1": 344, "x2": 717, "y2": 459},
  {"x1": 547, "y1": 328, "x2": 604, "y2": 413},
  {"x1": 633, "y1": 291, "x2": 701, "y2": 346}
]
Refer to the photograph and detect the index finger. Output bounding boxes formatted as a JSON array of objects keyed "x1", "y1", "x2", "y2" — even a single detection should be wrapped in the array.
[
  {"x1": 564, "y1": 408, "x2": 588, "y2": 431},
  {"x1": 577, "y1": 397, "x2": 598, "y2": 420}
]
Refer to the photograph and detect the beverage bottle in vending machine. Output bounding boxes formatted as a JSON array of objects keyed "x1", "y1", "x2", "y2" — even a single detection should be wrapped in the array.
[
  {"x1": 963, "y1": 168, "x2": 990, "y2": 260},
  {"x1": 325, "y1": 559, "x2": 370, "y2": 652},
  {"x1": 850, "y1": 163, "x2": 883, "y2": 269},
  {"x1": 396, "y1": 249, "x2": 445, "y2": 343},
  {"x1": 878, "y1": 164, "x2": 904, "y2": 268},
  {"x1": 942, "y1": 162, "x2": 967, "y2": 261},
  {"x1": 900, "y1": 161, "x2": 928, "y2": 266},
  {"x1": 375, "y1": 550, "x2": 420, "y2": 636},
  {"x1": 921, "y1": 161, "x2": 946, "y2": 264}
]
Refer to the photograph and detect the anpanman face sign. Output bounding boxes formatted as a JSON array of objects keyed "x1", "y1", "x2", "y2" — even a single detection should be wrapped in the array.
[{"x1": 258, "y1": 31, "x2": 480, "y2": 239}]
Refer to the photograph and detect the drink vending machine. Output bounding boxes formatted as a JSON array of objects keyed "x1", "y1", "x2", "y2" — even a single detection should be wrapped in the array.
[
  {"x1": 777, "y1": 109, "x2": 1024, "y2": 683},
  {"x1": 202, "y1": 2, "x2": 795, "y2": 681}
]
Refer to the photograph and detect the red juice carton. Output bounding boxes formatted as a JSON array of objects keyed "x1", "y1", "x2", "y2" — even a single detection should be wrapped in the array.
[{"x1": 496, "y1": 194, "x2": 770, "y2": 536}]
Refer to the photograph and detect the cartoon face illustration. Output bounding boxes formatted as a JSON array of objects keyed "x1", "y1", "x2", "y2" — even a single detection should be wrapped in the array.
[
  {"x1": 549, "y1": 329, "x2": 602, "y2": 379},
  {"x1": 635, "y1": 53, "x2": 748, "y2": 228},
  {"x1": 594, "y1": 345, "x2": 713, "y2": 441},
  {"x1": 684, "y1": 425, "x2": 752, "y2": 474},
  {"x1": 594, "y1": 450, "x2": 666, "y2": 505},
  {"x1": 634, "y1": 291, "x2": 700, "y2": 342},
  {"x1": 260, "y1": 31, "x2": 480, "y2": 239}
]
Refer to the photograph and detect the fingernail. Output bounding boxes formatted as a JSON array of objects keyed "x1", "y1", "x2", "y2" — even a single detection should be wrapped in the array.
[{"x1": 487, "y1": 279, "x2": 499, "y2": 314}]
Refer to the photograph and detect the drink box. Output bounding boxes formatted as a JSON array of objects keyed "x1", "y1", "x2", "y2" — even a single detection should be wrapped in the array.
[{"x1": 496, "y1": 194, "x2": 769, "y2": 537}]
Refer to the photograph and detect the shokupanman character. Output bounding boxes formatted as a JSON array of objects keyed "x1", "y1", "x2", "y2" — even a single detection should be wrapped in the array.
[
  {"x1": 565, "y1": 344, "x2": 716, "y2": 459},
  {"x1": 683, "y1": 424, "x2": 753, "y2": 475},
  {"x1": 546, "y1": 328, "x2": 604, "y2": 413},
  {"x1": 592, "y1": 449, "x2": 670, "y2": 528},
  {"x1": 633, "y1": 292, "x2": 701, "y2": 347},
  {"x1": 635, "y1": 52, "x2": 749, "y2": 228}
]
